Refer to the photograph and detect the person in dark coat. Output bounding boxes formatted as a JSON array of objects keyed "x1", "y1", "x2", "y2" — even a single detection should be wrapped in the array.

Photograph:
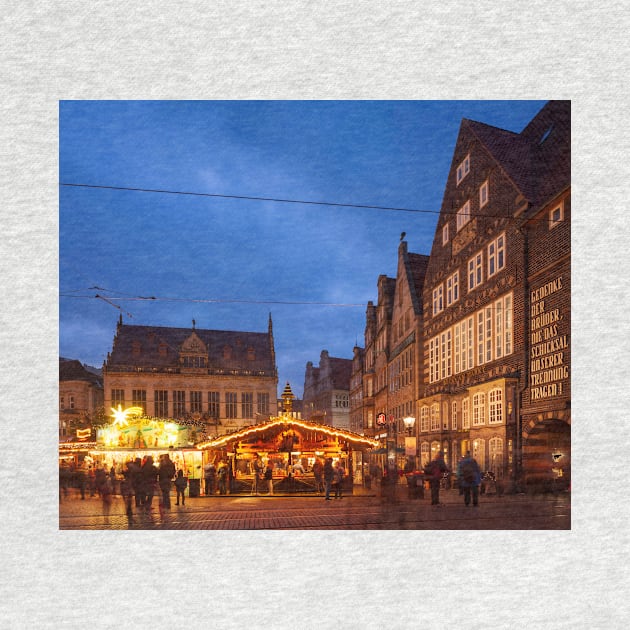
[
  {"x1": 174, "y1": 469, "x2": 187, "y2": 506},
  {"x1": 457, "y1": 451, "x2": 481, "y2": 507},
  {"x1": 158, "y1": 454, "x2": 176, "y2": 509},
  {"x1": 323, "y1": 458, "x2": 334, "y2": 501},
  {"x1": 204, "y1": 462, "x2": 216, "y2": 495},
  {"x1": 425, "y1": 451, "x2": 449, "y2": 506},
  {"x1": 141, "y1": 455, "x2": 158, "y2": 511},
  {"x1": 129, "y1": 457, "x2": 143, "y2": 507},
  {"x1": 312, "y1": 458, "x2": 324, "y2": 494}
]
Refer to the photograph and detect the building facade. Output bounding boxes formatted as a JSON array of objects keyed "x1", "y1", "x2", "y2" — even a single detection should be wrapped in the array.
[
  {"x1": 59, "y1": 358, "x2": 104, "y2": 440},
  {"x1": 303, "y1": 350, "x2": 352, "y2": 429},
  {"x1": 103, "y1": 315, "x2": 278, "y2": 437},
  {"x1": 419, "y1": 100, "x2": 570, "y2": 489}
]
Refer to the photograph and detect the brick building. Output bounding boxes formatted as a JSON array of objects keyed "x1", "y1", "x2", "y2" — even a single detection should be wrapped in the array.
[
  {"x1": 419, "y1": 100, "x2": 570, "y2": 489},
  {"x1": 103, "y1": 315, "x2": 278, "y2": 437},
  {"x1": 303, "y1": 350, "x2": 352, "y2": 429}
]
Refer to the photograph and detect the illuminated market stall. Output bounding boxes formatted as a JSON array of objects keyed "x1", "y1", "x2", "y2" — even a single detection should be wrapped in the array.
[
  {"x1": 196, "y1": 415, "x2": 380, "y2": 494},
  {"x1": 86, "y1": 405, "x2": 205, "y2": 489}
]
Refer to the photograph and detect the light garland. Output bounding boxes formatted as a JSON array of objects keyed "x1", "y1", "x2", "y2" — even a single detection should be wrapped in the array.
[{"x1": 196, "y1": 415, "x2": 380, "y2": 450}]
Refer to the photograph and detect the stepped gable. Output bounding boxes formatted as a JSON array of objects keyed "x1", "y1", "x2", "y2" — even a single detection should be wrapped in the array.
[
  {"x1": 59, "y1": 358, "x2": 102, "y2": 385},
  {"x1": 407, "y1": 251, "x2": 430, "y2": 314},
  {"x1": 329, "y1": 357, "x2": 352, "y2": 389},
  {"x1": 107, "y1": 323, "x2": 275, "y2": 370},
  {"x1": 464, "y1": 100, "x2": 570, "y2": 208}
]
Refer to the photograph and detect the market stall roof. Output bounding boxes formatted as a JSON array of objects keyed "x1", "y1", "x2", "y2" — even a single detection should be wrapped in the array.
[{"x1": 196, "y1": 415, "x2": 380, "y2": 451}]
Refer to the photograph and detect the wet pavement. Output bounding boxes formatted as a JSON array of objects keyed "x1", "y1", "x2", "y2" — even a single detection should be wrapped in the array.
[{"x1": 58, "y1": 485, "x2": 571, "y2": 530}]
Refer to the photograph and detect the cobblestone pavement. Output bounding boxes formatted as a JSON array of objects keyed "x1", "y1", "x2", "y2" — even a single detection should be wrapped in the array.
[{"x1": 59, "y1": 486, "x2": 570, "y2": 530}]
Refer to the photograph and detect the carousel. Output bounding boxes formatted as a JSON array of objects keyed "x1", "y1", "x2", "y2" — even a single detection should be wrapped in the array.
[{"x1": 196, "y1": 385, "x2": 380, "y2": 495}]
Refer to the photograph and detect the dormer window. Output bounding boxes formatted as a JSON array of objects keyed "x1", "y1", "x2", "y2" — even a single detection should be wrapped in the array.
[
  {"x1": 549, "y1": 201, "x2": 563, "y2": 229},
  {"x1": 456, "y1": 154, "x2": 470, "y2": 185}
]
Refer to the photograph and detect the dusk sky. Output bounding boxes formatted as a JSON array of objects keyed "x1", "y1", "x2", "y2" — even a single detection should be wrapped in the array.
[{"x1": 60, "y1": 100, "x2": 546, "y2": 397}]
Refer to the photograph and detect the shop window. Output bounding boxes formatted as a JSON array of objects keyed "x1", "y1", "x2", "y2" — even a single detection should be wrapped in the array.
[{"x1": 421, "y1": 442, "x2": 430, "y2": 467}]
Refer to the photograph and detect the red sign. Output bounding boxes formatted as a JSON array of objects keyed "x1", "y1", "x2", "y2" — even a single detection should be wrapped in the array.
[{"x1": 376, "y1": 413, "x2": 386, "y2": 426}]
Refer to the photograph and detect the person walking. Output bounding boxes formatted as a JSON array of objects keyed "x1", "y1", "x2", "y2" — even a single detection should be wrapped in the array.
[
  {"x1": 312, "y1": 458, "x2": 324, "y2": 494},
  {"x1": 120, "y1": 460, "x2": 135, "y2": 521},
  {"x1": 217, "y1": 461, "x2": 228, "y2": 495},
  {"x1": 158, "y1": 454, "x2": 176, "y2": 510},
  {"x1": 140, "y1": 455, "x2": 158, "y2": 511},
  {"x1": 425, "y1": 451, "x2": 449, "y2": 506},
  {"x1": 129, "y1": 457, "x2": 143, "y2": 508},
  {"x1": 264, "y1": 461, "x2": 274, "y2": 495},
  {"x1": 174, "y1": 469, "x2": 187, "y2": 506},
  {"x1": 333, "y1": 461, "x2": 346, "y2": 500},
  {"x1": 457, "y1": 451, "x2": 481, "y2": 507},
  {"x1": 323, "y1": 457, "x2": 334, "y2": 501},
  {"x1": 251, "y1": 453, "x2": 263, "y2": 495},
  {"x1": 204, "y1": 462, "x2": 216, "y2": 495}
]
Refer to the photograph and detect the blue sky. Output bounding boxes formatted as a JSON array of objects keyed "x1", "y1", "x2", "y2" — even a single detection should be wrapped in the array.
[{"x1": 59, "y1": 100, "x2": 546, "y2": 397}]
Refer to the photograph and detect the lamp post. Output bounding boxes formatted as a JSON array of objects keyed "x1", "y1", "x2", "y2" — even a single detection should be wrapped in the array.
[{"x1": 403, "y1": 416, "x2": 417, "y2": 470}]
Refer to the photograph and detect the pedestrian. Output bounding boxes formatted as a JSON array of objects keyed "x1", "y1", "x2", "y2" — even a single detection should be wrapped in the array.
[
  {"x1": 425, "y1": 451, "x2": 449, "y2": 506},
  {"x1": 457, "y1": 451, "x2": 481, "y2": 507},
  {"x1": 251, "y1": 453, "x2": 263, "y2": 495},
  {"x1": 323, "y1": 457, "x2": 334, "y2": 500},
  {"x1": 174, "y1": 469, "x2": 187, "y2": 506},
  {"x1": 158, "y1": 454, "x2": 176, "y2": 509},
  {"x1": 312, "y1": 458, "x2": 324, "y2": 494},
  {"x1": 129, "y1": 457, "x2": 143, "y2": 507},
  {"x1": 333, "y1": 461, "x2": 346, "y2": 499},
  {"x1": 217, "y1": 461, "x2": 228, "y2": 495},
  {"x1": 95, "y1": 465, "x2": 107, "y2": 497},
  {"x1": 264, "y1": 461, "x2": 274, "y2": 495},
  {"x1": 204, "y1": 461, "x2": 216, "y2": 495},
  {"x1": 101, "y1": 474, "x2": 113, "y2": 517},
  {"x1": 76, "y1": 464, "x2": 87, "y2": 500},
  {"x1": 120, "y1": 461, "x2": 135, "y2": 521},
  {"x1": 141, "y1": 455, "x2": 158, "y2": 511}
]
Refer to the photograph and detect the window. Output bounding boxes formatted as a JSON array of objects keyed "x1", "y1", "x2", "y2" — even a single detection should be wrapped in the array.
[
  {"x1": 457, "y1": 200, "x2": 471, "y2": 231},
  {"x1": 427, "y1": 292, "x2": 512, "y2": 383},
  {"x1": 421, "y1": 442, "x2": 430, "y2": 466},
  {"x1": 442, "y1": 223, "x2": 449, "y2": 244},
  {"x1": 190, "y1": 391, "x2": 202, "y2": 413},
  {"x1": 462, "y1": 398, "x2": 470, "y2": 429},
  {"x1": 456, "y1": 153, "x2": 470, "y2": 185},
  {"x1": 69, "y1": 395, "x2": 75, "y2": 409},
  {"x1": 60, "y1": 396, "x2": 64, "y2": 410},
  {"x1": 487, "y1": 233, "x2": 505, "y2": 277},
  {"x1": 489, "y1": 437, "x2": 504, "y2": 476},
  {"x1": 173, "y1": 390, "x2": 185, "y2": 417},
  {"x1": 420, "y1": 406, "x2": 429, "y2": 432},
  {"x1": 446, "y1": 271, "x2": 459, "y2": 306},
  {"x1": 549, "y1": 201, "x2": 563, "y2": 229},
  {"x1": 452, "y1": 401, "x2": 458, "y2": 430},
  {"x1": 489, "y1": 389, "x2": 503, "y2": 424},
  {"x1": 208, "y1": 391, "x2": 220, "y2": 418},
  {"x1": 226, "y1": 392, "x2": 237, "y2": 418},
  {"x1": 468, "y1": 251, "x2": 483, "y2": 290},
  {"x1": 132, "y1": 389, "x2": 146, "y2": 413},
  {"x1": 241, "y1": 392, "x2": 253, "y2": 418},
  {"x1": 472, "y1": 393, "x2": 486, "y2": 426},
  {"x1": 472, "y1": 438, "x2": 486, "y2": 470},
  {"x1": 257, "y1": 392, "x2": 269, "y2": 416},
  {"x1": 432, "y1": 284, "x2": 444, "y2": 316},
  {"x1": 479, "y1": 180, "x2": 489, "y2": 208},
  {"x1": 430, "y1": 403, "x2": 440, "y2": 431},
  {"x1": 154, "y1": 390, "x2": 168, "y2": 416},
  {"x1": 111, "y1": 389, "x2": 125, "y2": 407}
]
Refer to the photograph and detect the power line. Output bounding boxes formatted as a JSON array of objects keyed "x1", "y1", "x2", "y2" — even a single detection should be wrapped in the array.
[
  {"x1": 60, "y1": 181, "x2": 568, "y2": 223},
  {"x1": 60, "y1": 292, "x2": 366, "y2": 308},
  {"x1": 60, "y1": 182, "x2": 436, "y2": 215}
]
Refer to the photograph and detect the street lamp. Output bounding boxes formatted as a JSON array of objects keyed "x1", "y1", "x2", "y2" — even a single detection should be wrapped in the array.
[{"x1": 403, "y1": 416, "x2": 417, "y2": 470}]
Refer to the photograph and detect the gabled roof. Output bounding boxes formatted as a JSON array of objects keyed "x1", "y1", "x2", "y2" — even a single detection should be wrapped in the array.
[
  {"x1": 106, "y1": 323, "x2": 275, "y2": 371},
  {"x1": 59, "y1": 359, "x2": 103, "y2": 386},
  {"x1": 407, "y1": 251, "x2": 430, "y2": 314},
  {"x1": 463, "y1": 100, "x2": 570, "y2": 207}
]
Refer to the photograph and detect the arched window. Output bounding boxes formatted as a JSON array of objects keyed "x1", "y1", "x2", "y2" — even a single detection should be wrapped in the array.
[
  {"x1": 472, "y1": 438, "x2": 485, "y2": 470},
  {"x1": 489, "y1": 437, "x2": 504, "y2": 478},
  {"x1": 421, "y1": 442, "x2": 430, "y2": 467}
]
